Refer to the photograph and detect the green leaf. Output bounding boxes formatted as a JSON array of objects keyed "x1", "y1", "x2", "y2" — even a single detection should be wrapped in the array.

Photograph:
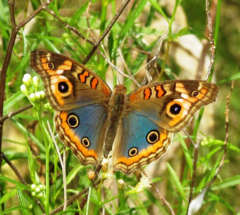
[
  {"x1": 1, "y1": 151, "x2": 28, "y2": 166},
  {"x1": 0, "y1": 175, "x2": 29, "y2": 191},
  {"x1": 11, "y1": 117, "x2": 45, "y2": 152},
  {"x1": 211, "y1": 175, "x2": 240, "y2": 191},
  {"x1": 119, "y1": 0, "x2": 148, "y2": 41},
  {"x1": 3, "y1": 91, "x2": 26, "y2": 113},
  {"x1": 55, "y1": 164, "x2": 83, "y2": 199},
  {"x1": 0, "y1": 206, "x2": 28, "y2": 215},
  {"x1": 167, "y1": 163, "x2": 187, "y2": 204},
  {"x1": 17, "y1": 184, "x2": 30, "y2": 215},
  {"x1": 0, "y1": 188, "x2": 18, "y2": 204},
  {"x1": 178, "y1": 134, "x2": 193, "y2": 175}
]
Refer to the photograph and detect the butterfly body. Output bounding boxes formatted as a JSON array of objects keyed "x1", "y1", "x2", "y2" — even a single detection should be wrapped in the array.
[{"x1": 30, "y1": 49, "x2": 219, "y2": 174}]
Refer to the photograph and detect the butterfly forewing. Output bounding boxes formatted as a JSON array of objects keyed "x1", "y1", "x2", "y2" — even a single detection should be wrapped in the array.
[{"x1": 30, "y1": 49, "x2": 111, "y2": 111}]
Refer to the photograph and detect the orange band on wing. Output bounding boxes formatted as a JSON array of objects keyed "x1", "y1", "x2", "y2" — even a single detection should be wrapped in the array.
[
  {"x1": 155, "y1": 85, "x2": 166, "y2": 98},
  {"x1": 116, "y1": 130, "x2": 168, "y2": 166},
  {"x1": 60, "y1": 112, "x2": 98, "y2": 159},
  {"x1": 143, "y1": 88, "x2": 152, "y2": 99},
  {"x1": 78, "y1": 71, "x2": 90, "y2": 83},
  {"x1": 91, "y1": 77, "x2": 99, "y2": 89}
]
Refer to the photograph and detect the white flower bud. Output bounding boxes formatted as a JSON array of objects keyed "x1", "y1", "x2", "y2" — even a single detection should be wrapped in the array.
[
  {"x1": 22, "y1": 74, "x2": 32, "y2": 87},
  {"x1": 20, "y1": 84, "x2": 29, "y2": 96},
  {"x1": 29, "y1": 93, "x2": 36, "y2": 103},
  {"x1": 32, "y1": 76, "x2": 39, "y2": 89}
]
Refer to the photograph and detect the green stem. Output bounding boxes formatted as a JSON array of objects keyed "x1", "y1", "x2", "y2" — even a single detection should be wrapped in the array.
[
  {"x1": 160, "y1": 0, "x2": 180, "y2": 79},
  {"x1": 37, "y1": 111, "x2": 50, "y2": 214}
]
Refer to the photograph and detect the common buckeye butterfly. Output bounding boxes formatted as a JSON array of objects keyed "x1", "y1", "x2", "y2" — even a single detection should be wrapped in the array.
[{"x1": 30, "y1": 49, "x2": 218, "y2": 174}]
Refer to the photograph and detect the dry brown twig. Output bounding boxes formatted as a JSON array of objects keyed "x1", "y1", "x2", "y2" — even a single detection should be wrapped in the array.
[{"x1": 141, "y1": 169, "x2": 175, "y2": 215}]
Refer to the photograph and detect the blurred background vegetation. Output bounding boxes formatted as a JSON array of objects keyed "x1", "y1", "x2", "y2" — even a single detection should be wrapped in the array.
[{"x1": 0, "y1": 0, "x2": 240, "y2": 214}]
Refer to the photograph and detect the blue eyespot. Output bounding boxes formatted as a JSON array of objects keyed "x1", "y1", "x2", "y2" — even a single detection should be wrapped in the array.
[
  {"x1": 67, "y1": 113, "x2": 79, "y2": 128},
  {"x1": 147, "y1": 130, "x2": 159, "y2": 144},
  {"x1": 82, "y1": 137, "x2": 91, "y2": 148},
  {"x1": 128, "y1": 147, "x2": 138, "y2": 157}
]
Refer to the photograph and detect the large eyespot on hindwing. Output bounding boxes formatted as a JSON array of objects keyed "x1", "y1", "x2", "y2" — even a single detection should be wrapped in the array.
[
  {"x1": 82, "y1": 137, "x2": 91, "y2": 148},
  {"x1": 67, "y1": 113, "x2": 80, "y2": 128},
  {"x1": 146, "y1": 130, "x2": 160, "y2": 144},
  {"x1": 128, "y1": 147, "x2": 138, "y2": 157}
]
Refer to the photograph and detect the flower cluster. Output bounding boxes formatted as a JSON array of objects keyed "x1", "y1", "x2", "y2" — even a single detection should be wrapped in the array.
[
  {"x1": 30, "y1": 184, "x2": 46, "y2": 198},
  {"x1": 20, "y1": 74, "x2": 45, "y2": 105}
]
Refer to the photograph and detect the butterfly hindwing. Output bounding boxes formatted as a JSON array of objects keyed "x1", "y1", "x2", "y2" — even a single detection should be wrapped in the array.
[
  {"x1": 113, "y1": 110, "x2": 173, "y2": 174},
  {"x1": 55, "y1": 104, "x2": 108, "y2": 165}
]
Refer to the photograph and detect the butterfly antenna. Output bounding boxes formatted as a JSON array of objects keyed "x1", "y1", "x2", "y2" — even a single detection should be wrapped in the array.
[
  {"x1": 124, "y1": 54, "x2": 161, "y2": 86},
  {"x1": 98, "y1": 43, "x2": 138, "y2": 85}
]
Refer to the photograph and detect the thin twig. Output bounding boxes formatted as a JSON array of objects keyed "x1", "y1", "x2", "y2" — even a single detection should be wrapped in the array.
[
  {"x1": 1, "y1": 152, "x2": 28, "y2": 185},
  {"x1": 63, "y1": 147, "x2": 67, "y2": 211},
  {"x1": 204, "y1": 0, "x2": 217, "y2": 80},
  {"x1": 195, "y1": 0, "x2": 217, "y2": 80},
  {"x1": 44, "y1": 7, "x2": 95, "y2": 46},
  {"x1": 82, "y1": 0, "x2": 131, "y2": 64},
  {"x1": 184, "y1": 133, "x2": 200, "y2": 214},
  {"x1": 141, "y1": 170, "x2": 175, "y2": 215},
  {"x1": 0, "y1": 0, "x2": 52, "y2": 174},
  {"x1": 44, "y1": 179, "x2": 101, "y2": 215},
  {"x1": 0, "y1": 104, "x2": 33, "y2": 123},
  {"x1": 205, "y1": 81, "x2": 233, "y2": 189},
  {"x1": 1, "y1": 152, "x2": 45, "y2": 213},
  {"x1": 86, "y1": 1, "x2": 96, "y2": 43}
]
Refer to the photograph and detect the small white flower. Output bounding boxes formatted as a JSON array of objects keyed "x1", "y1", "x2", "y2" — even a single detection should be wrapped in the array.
[
  {"x1": 37, "y1": 192, "x2": 43, "y2": 198},
  {"x1": 135, "y1": 175, "x2": 151, "y2": 193},
  {"x1": 32, "y1": 76, "x2": 39, "y2": 89},
  {"x1": 31, "y1": 191, "x2": 36, "y2": 197},
  {"x1": 30, "y1": 184, "x2": 36, "y2": 190},
  {"x1": 101, "y1": 158, "x2": 109, "y2": 172},
  {"x1": 35, "y1": 91, "x2": 41, "y2": 101},
  {"x1": 102, "y1": 169, "x2": 113, "y2": 179},
  {"x1": 20, "y1": 84, "x2": 29, "y2": 96},
  {"x1": 126, "y1": 175, "x2": 151, "y2": 195},
  {"x1": 22, "y1": 74, "x2": 32, "y2": 87},
  {"x1": 39, "y1": 91, "x2": 46, "y2": 100},
  {"x1": 29, "y1": 93, "x2": 36, "y2": 103},
  {"x1": 35, "y1": 187, "x2": 41, "y2": 193},
  {"x1": 118, "y1": 179, "x2": 125, "y2": 189},
  {"x1": 39, "y1": 185, "x2": 45, "y2": 190}
]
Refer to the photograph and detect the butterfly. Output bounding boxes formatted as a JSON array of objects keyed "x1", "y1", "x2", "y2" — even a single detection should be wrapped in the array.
[{"x1": 30, "y1": 49, "x2": 219, "y2": 174}]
